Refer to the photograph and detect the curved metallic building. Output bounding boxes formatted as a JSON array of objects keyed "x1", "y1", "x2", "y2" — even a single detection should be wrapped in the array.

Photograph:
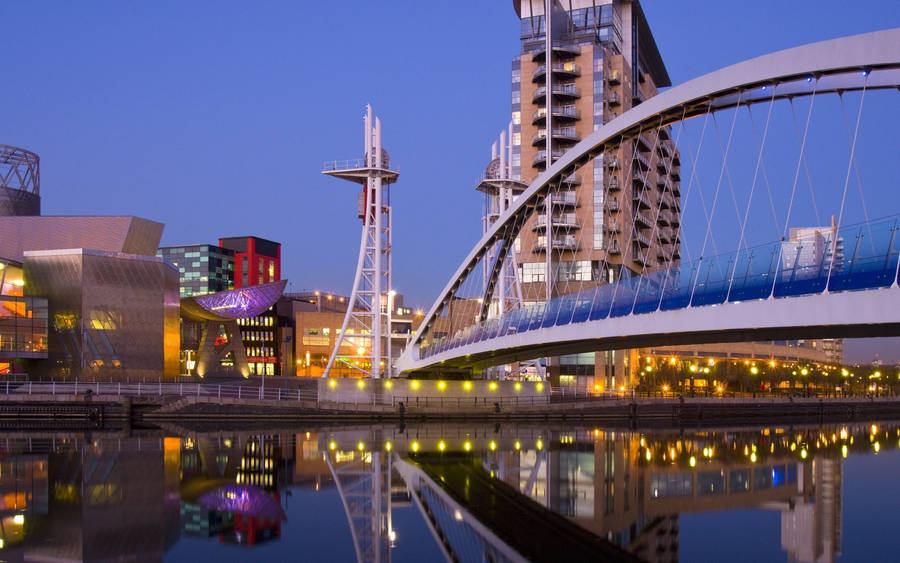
[
  {"x1": 0, "y1": 144, "x2": 40, "y2": 216},
  {"x1": 181, "y1": 280, "x2": 287, "y2": 378}
]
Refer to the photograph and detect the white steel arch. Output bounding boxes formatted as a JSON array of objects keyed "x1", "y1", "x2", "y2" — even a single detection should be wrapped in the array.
[{"x1": 401, "y1": 29, "x2": 900, "y2": 371}]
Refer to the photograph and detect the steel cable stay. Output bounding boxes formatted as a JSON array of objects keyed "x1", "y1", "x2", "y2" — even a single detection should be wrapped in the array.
[
  {"x1": 827, "y1": 78, "x2": 869, "y2": 289},
  {"x1": 689, "y1": 90, "x2": 744, "y2": 305},
  {"x1": 726, "y1": 88, "x2": 777, "y2": 302}
]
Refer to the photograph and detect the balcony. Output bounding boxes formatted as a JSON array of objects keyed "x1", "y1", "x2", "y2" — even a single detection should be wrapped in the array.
[
  {"x1": 607, "y1": 69, "x2": 621, "y2": 85},
  {"x1": 533, "y1": 215, "x2": 581, "y2": 231},
  {"x1": 632, "y1": 169, "x2": 650, "y2": 189},
  {"x1": 605, "y1": 155, "x2": 620, "y2": 170},
  {"x1": 657, "y1": 210, "x2": 672, "y2": 227},
  {"x1": 607, "y1": 92, "x2": 621, "y2": 106},
  {"x1": 532, "y1": 62, "x2": 581, "y2": 82},
  {"x1": 531, "y1": 127, "x2": 581, "y2": 147},
  {"x1": 632, "y1": 249, "x2": 650, "y2": 265},
  {"x1": 657, "y1": 160, "x2": 670, "y2": 177},
  {"x1": 633, "y1": 229, "x2": 651, "y2": 248},
  {"x1": 532, "y1": 149, "x2": 567, "y2": 168},
  {"x1": 606, "y1": 198, "x2": 621, "y2": 212},
  {"x1": 533, "y1": 84, "x2": 581, "y2": 103},
  {"x1": 634, "y1": 151, "x2": 651, "y2": 171},
  {"x1": 531, "y1": 105, "x2": 581, "y2": 125},
  {"x1": 657, "y1": 229, "x2": 672, "y2": 244},
  {"x1": 606, "y1": 176, "x2": 620, "y2": 192},
  {"x1": 607, "y1": 241, "x2": 622, "y2": 255},
  {"x1": 632, "y1": 189, "x2": 652, "y2": 210},
  {"x1": 533, "y1": 236, "x2": 579, "y2": 253},
  {"x1": 607, "y1": 221, "x2": 621, "y2": 234},
  {"x1": 636, "y1": 133, "x2": 653, "y2": 153},
  {"x1": 562, "y1": 173, "x2": 582, "y2": 186},
  {"x1": 537, "y1": 191, "x2": 578, "y2": 209},
  {"x1": 531, "y1": 42, "x2": 581, "y2": 62},
  {"x1": 634, "y1": 211, "x2": 653, "y2": 229},
  {"x1": 657, "y1": 143, "x2": 671, "y2": 159}
]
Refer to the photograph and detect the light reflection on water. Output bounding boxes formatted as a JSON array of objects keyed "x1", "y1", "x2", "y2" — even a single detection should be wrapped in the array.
[{"x1": 0, "y1": 422, "x2": 897, "y2": 562}]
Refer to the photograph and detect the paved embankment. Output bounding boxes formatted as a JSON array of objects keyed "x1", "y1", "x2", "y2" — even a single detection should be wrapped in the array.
[{"x1": 1, "y1": 391, "x2": 898, "y2": 427}]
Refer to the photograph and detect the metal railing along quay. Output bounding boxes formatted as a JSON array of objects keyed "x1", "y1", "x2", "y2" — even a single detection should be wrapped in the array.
[{"x1": 0, "y1": 380, "x2": 319, "y2": 403}]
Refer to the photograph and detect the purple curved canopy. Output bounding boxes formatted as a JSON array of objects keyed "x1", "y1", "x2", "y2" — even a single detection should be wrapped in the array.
[
  {"x1": 197, "y1": 484, "x2": 286, "y2": 520},
  {"x1": 182, "y1": 280, "x2": 287, "y2": 321}
]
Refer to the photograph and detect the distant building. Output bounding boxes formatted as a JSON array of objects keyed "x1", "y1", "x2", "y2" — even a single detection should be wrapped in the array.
[
  {"x1": 157, "y1": 244, "x2": 234, "y2": 298},
  {"x1": 278, "y1": 291, "x2": 422, "y2": 378},
  {"x1": 160, "y1": 236, "x2": 284, "y2": 376},
  {"x1": 220, "y1": 236, "x2": 281, "y2": 289}
]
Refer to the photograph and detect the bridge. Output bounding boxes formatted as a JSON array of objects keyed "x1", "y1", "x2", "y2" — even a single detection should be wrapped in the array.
[{"x1": 397, "y1": 29, "x2": 900, "y2": 376}]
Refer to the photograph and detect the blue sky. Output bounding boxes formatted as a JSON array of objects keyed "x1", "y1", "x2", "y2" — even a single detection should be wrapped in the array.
[{"x1": 4, "y1": 1, "x2": 899, "y2": 361}]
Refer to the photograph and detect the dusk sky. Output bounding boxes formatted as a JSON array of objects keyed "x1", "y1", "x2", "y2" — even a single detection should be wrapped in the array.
[{"x1": 5, "y1": 1, "x2": 899, "y2": 362}]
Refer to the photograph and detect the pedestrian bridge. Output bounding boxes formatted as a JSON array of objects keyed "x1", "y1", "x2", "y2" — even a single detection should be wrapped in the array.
[{"x1": 397, "y1": 29, "x2": 900, "y2": 375}]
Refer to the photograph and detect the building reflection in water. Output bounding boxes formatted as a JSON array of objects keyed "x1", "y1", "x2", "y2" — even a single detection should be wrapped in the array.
[{"x1": 0, "y1": 423, "x2": 893, "y2": 561}]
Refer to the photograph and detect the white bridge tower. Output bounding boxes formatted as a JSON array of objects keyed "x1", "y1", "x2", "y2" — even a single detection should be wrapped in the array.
[{"x1": 322, "y1": 105, "x2": 399, "y2": 378}]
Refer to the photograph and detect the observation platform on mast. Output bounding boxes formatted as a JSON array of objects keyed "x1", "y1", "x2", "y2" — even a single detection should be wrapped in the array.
[{"x1": 322, "y1": 156, "x2": 399, "y2": 185}]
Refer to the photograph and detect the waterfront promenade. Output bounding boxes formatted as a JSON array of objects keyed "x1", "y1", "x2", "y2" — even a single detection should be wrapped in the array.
[{"x1": 0, "y1": 379, "x2": 898, "y2": 426}]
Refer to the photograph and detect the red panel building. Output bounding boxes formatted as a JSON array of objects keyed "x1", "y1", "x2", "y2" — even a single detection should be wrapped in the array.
[
  {"x1": 219, "y1": 236, "x2": 282, "y2": 376},
  {"x1": 219, "y1": 236, "x2": 281, "y2": 289}
]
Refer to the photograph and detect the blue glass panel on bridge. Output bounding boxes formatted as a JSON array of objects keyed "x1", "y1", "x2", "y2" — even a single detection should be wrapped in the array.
[
  {"x1": 540, "y1": 298, "x2": 562, "y2": 328},
  {"x1": 571, "y1": 288, "x2": 597, "y2": 323},
  {"x1": 632, "y1": 269, "x2": 667, "y2": 314},
  {"x1": 828, "y1": 220, "x2": 900, "y2": 291},
  {"x1": 660, "y1": 265, "x2": 699, "y2": 310},
  {"x1": 483, "y1": 318, "x2": 501, "y2": 340},
  {"x1": 517, "y1": 306, "x2": 535, "y2": 333},
  {"x1": 727, "y1": 243, "x2": 780, "y2": 302},
  {"x1": 691, "y1": 253, "x2": 736, "y2": 307},
  {"x1": 609, "y1": 277, "x2": 639, "y2": 317},
  {"x1": 773, "y1": 239, "x2": 830, "y2": 298},
  {"x1": 502, "y1": 309, "x2": 522, "y2": 336},
  {"x1": 554, "y1": 291, "x2": 580, "y2": 326},
  {"x1": 588, "y1": 283, "x2": 617, "y2": 320},
  {"x1": 527, "y1": 303, "x2": 547, "y2": 331}
]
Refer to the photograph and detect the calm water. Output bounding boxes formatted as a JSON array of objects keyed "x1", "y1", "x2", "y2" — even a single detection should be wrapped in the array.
[{"x1": 1, "y1": 421, "x2": 898, "y2": 562}]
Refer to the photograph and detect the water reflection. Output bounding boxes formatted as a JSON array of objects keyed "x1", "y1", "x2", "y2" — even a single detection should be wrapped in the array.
[{"x1": 0, "y1": 422, "x2": 895, "y2": 561}]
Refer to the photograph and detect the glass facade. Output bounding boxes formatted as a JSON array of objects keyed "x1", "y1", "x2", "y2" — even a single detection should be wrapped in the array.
[
  {"x1": 157, "y1": 244, "x2": 234, "y2": 298},
  {"x1": 0, "y1": 296, "x2": 49, "y2": 362}
]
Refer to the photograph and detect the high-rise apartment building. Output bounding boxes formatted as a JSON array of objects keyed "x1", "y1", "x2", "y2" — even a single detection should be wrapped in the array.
[{"x1": 486, "y1": 1, "x2": 681, "y2": 388}]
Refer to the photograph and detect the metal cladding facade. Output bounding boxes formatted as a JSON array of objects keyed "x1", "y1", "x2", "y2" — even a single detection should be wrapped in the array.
[
  {"x1": 0, "y1": 216, "x2": 164, "y2": 262},
  {"x1": 0, "y1": 144, "x2": 40, "y2": 217},
  {"x1": 23, "y1": 249, "x2": 180, "y2": 380}
]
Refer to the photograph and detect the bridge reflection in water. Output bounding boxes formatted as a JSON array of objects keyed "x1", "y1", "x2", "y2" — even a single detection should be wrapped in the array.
[{"x1": 0, "y1": 422, "x2": 894, "y2": 561}]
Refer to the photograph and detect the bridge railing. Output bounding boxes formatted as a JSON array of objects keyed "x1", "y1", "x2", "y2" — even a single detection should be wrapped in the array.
[
  {"x1": 0, "y1": 380, "x2": 320, "y2": 402},
  {"x1": 422, "y1": 214, "x2": 900, "y2": 359}
]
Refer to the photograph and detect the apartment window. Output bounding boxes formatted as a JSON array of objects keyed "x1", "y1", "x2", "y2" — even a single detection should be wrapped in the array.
[
  {"x1": 512, "y1": 132, "x2": 521, "y2": 146},
  {"x1": 520, "y1": 262, "x2": 545, "y2": 283},
  {"x1": 268, "y1": 261, "x2": 275, "y2": 281},
  {"x1": 258, "y1": 258, "x2": 264, "y2": 283},
  {"x1": 512, "y1": 111, "x2": 521, "y2": 125},
  {"x1": 241, "y1": 257, "x2": 248, "y2": 286}
]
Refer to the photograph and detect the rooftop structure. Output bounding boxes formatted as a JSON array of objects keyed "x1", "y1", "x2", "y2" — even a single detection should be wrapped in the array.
[{"x1": 0, "y1": 144, "x2": 40, "y2": 216}]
